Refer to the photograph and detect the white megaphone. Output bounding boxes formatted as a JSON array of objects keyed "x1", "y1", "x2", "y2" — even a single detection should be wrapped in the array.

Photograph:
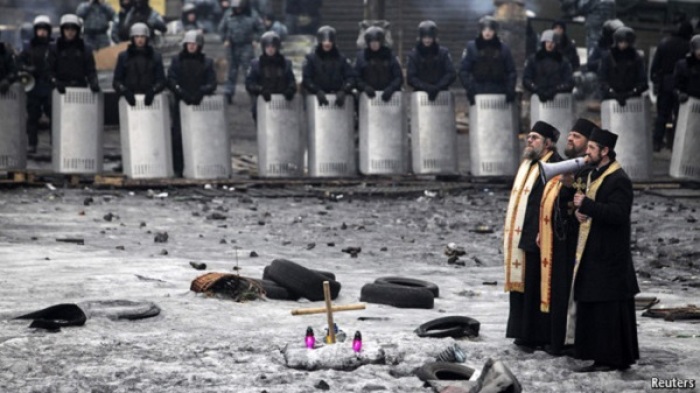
[{"x1": 539, "y1": 157, "x2": 588, "y2": 184}]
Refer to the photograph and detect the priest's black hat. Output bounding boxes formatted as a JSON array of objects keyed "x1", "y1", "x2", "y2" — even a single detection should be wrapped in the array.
[
  {"x1": 589, "y1": 128, "x2": 618, "y2": 150},
  {"x1": 572, "y1": 118, "x2": 597, "y2": 139},
  {"x1": 531, "y1": 121, "x2": 560, "y2": 142}
]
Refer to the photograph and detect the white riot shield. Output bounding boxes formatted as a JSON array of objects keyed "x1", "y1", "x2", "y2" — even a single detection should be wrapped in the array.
[
  {"x1": 410, "y1": 91, "x2": 458, "y2": 175},
  {"x1": 601, "y1": 97, "x2": 652, "y2": 180},
  {"x1": 118, "y1": 94, "x2": 173, "y2": 179},
  {"x1": 469, "y1": 94, "x2": 519, "y2": 177},
  {"x1": 530, "y1": 93, "x2": 575, "y2": 152},
  {"x1": 52, "y1": 88, "x2": 104, "y2": 174},
  {"x1": 257, "y1": 95, "x2": 304, "y2": 177},
  {"x1": 0, "y1": 84, "x2": 27, "y2": 170},
  {"x1": 180, "y1": 95, "x2": 231, "y2": 179},
  {"x1": 307, "y1": 94, "x2": 356, "y2": 177},
  {"x1": 359, "y1": 91, "x2": 407, "y2": 175},
  {"x1": 670, "y1": 97, "x2": 700, "y2": 180}
]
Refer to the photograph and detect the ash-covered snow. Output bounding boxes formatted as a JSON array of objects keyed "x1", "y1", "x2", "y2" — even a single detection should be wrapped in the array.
[{"x1": 0, "y1": 187, "x2": 699, "y2": 393}]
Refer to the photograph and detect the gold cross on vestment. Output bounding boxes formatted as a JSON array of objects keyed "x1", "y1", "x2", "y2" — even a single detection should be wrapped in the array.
[{"x1": 572, "y1": 177, "x2": 586, "y2": 194}]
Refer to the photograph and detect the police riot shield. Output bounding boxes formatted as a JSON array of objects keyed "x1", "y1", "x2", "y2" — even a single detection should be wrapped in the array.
[
  {"x1": 52, "y1": 88, "x2": 104, "y2": 174},
  {"x1": 0, "y1": 84, "x2": 27, "y2": 170},
  {"x1": 601, "y1": 97, "x2": 652, "y2": 180},
  {"x1": 410, "y1": 91, "x2": 458, "y2": 175},
  {"x1": 257, "y1": 95, "x2": 304, "y2": 177},
  {"x1": 118, "y1": 94, "x2": 173, "y2": 179},
  {"x1": 359, "y1": 91, "x2": 407, "y2": 175},
  {"x1": 530, "y1": 93, "x2": 575, "y2": 153},
  {"x1": 307, "y1": 94, "x2": 356, "y2": 177},
  {"x1": 670, "y1": 97, "x2": 700, "y2": 180},
  {"x1": 468, "y1": 94, "x2": 519, "y2": 177},
  {"x1": 180, "y1": 95, "x2": 231, "y2": 179}
]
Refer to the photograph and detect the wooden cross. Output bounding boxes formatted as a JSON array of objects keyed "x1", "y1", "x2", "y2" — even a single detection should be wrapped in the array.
[{"x1": 291, "y1": 281, "x2": 366, "y2": 344}]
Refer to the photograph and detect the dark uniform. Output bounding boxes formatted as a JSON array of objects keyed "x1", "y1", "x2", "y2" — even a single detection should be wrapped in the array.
[
  {"x1": 181, "y1": 3, "x2": 206, "y2": 32},
  {"x1": 586, "y1": 19, "x2": 623, "y2": 75},
  {"x1": 18, "y1": 16, "x2": 53, "y2": 152},
  {"x1": 506, "y1": 121, "x2": 562, "y2": 349},
  {"x1": 354, "y1": 26, "x2": 403, "y2": 102},
  {"x1": 673, "y1": 35, "x2": 700, "y2": 103},
  {"x1": 116, "y1": 0, "x2": 167, "y2": 43},
  {"x1": 523, "y1": 30, "x2": 574, "y2": 102},
  {"x1": 551, "y1": 20, "x2": 580, "y2": 71},
  {"x1": 112, "y1": 23, "x2": 166, "y2": 106},
  {"x1": 111, "y1": 0, "x2": 133, "y2": 44},
  {"x1": 185, "y1": 0, "x2": 222, "y2": 33},
  {"x1": 245, "y1": 32, "x2": 296, "y2": 119},
  {"x1": 48, "y1": 15, "x2": 100, "y2": 93},
  {"x1": 574, "y1": 129, "x2": 639, "y2": 371},
  {"x1": 302, "y1": 26, "x2": 355, "y2": 107},
  {"x1": 459, "y1": 17, "x2": 516, "y2": 105},
  {"x1": 0, "y1": 40, "x2": 18, "y2": 94},
  {"x1": 407, "y1": 21, "x2": 456, "y2": 102},
  {"x1": 650, "y1": 22, "x2": 693, "y2": 151},
  {"x1": 167, "y1": 31, "x2": 217, "y2": 176},
  {"x1": 76, "y1": 0, "x2": 116, "y2": 50},
  {"x1": 285, "y1": 0, "x2": 322, "y2": 35},
  {"x1": 599, "y1": 27, "x2": 648, "y2": 106}
]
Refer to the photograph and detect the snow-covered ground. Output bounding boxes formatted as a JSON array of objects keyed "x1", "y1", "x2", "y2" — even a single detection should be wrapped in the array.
[{"x1": 1, "y1": 186, "x2": 699, "y2": 393}]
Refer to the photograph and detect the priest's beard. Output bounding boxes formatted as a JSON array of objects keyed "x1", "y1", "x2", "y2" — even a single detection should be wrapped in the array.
[
  {"x1": 522, "y1": 144, "x2": 544, "y2": 160},
  {"x1": 587, "y1": 151, "x2": 603, "y2": 167},
  {"x1": 564, "y1": 143, "x2": 585, "y2": 159}
]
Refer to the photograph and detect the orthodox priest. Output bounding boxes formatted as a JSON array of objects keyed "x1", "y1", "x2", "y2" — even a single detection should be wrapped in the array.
[
  {"x1": 538, "y1": 118, "x2": 596, "y2": 356},
  {"x1": 504, "y1": 121, "x2": 562, "y2": 352},
  {"x1": 570, "y1": 128, "x2": 640, "y2": 372}
]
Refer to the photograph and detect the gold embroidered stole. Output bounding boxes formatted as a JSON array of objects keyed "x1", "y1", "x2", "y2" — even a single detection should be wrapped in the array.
[
  {"x1": 564, "y1": 161, "x2": 622, "y2": 344},
  {"x1": 504, "y1": 151, "x2": 554, "y2": 293},
  {"x1": 539, "y1": 175, "x2": 563, "y2": 313}
]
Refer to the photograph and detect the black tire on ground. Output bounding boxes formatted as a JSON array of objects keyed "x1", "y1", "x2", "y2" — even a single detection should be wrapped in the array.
[
  {"x1": 253, "y1": 279, "x2": 300, "y2": 301},
  {"x1": 265, "y1": 259, "x2": 341, "y2": 301},
  {"x1": 414, "y1": 316, "x2": 481, "y2": 338},
  {"x1": 359, "y1": 283, "x2": 434, "y2": 309},
  {"x1": 263, "y1": 265, "x2": 336, "y2": 282},
  {"x1": 415, "y1": 362, "x2": 476, "y2": 382},
  {"x1": 374, "y1": 276, "x2": 439, "y2": 298}
]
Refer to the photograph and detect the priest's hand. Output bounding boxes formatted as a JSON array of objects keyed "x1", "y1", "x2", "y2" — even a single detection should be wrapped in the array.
[
  {"x1": 536, "y1": 232, "x2": 540, "y2": 248},
  {"x1": 573, "y1": 193, "x2": 586, "y2": 208},
  {"x1": 575, "y1": 210, "x2": 589, "y2": 223}
]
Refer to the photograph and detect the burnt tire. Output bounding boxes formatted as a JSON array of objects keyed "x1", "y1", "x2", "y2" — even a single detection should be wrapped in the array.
[
  {"x1": 251, "y1": 278, "x2": 300, "y2": 301},
  {"x1": 265, "y1": 259, "x2": 341, "y2": 301},
  {"x1": 415, "y1": 362, "x2": 475, "y2": 382},
  {"x1": 359, "y1": 283, "x2": 434, "y2": 309},
  {"x1": 263, "y1": 265, "x2": 336, "y2": 282},
  {"x1": 414, "y1": 316, "x2": 481, "y2": 338},
  {"x1": 374, "y1": 276, "x2": 439, "y2": 298}
]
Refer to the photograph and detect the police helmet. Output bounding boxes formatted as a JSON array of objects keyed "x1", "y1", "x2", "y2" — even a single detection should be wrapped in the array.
[
  {"x1": 130, "y1": 22, "x2": 150, "y2": 38},
  {"x1": 478, "y1": 16, "x2": 499, "y2": 32},
  {"x1": 364, "y1": 26, "x2": 385, "y2": 46},
  {"x1": 540, "y1": 29, "x2": 555, "y2": 43},
  {"x1": 33, "y1": 15, "x2": 52, "y2": 31},
  {"x1": 230, "y1": 0, "x2": 242, "y2": 7},
  {"x1": 317, "y1": 26, "x2": 336, "y2": 44},
  {"x1": 182, "y1": 30, "x2": 204, "y2": 47},
  {"x1": 60, "y1": 14, "x2": 82, "y2": 30},
  {"x1": 418, "y1": 20, "x2": 437, "y2": 39},
  {"x1": 692, "y1": 35, "x2": 700, "y2": 53},
  {"x1": 613, "y1": 26, "x2": 636, "y2": 46},
  {"x1": 183, "y1": 3, "x2": 196, "y2": 14},
  {"x1": 260, "y1": 31, "x2": 281, "y2": 50},
  {"x1": 602, "y1": 19, "x2": 624, "y2": 36}
]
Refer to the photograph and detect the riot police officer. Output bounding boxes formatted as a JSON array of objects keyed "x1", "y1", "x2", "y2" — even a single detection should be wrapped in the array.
[
  {"x1": 0, "y1": 35, "x2": 18, "y2": 95},
  {"x1": 180, "y1": 3, "x2": 204, "y2": 32},
  {"x1": 112, "y1": 0, "x2": 133, "y2": 44},
  {"x1": 76, "y1": 0, "x2": 116, "y2": 50},
  {"x1": 218, "y1": 0, "x2": 263, "y2": 104},
  {"x1": 113, "y1": 23, "x2": 166, "y2": 107},
  {"x1": 599, "y1": 27, "x2": 648, "y2": 106},
  {"x1": 459, "y1": 16, "x2": 516, "y2": 105},
  {"x1": 551, "y1": 20, "x2": 580, "y2": 71},
  {"x1": 523, "y1": 30, "x2": 574, "y2": 102},
  {"x1": 285, "y1": 0, "x2": 322, "y2": 35},
  {"x1": 18, "y1": 15, "x2": 54, "y2": 154},
  {"x1": 184, "y1": 0, "x2": 222, "y2": 33},
  {"x1": 48, "y1": 15, "x2": 100, "y2": 94},
  {"x1": 355, "y1": 26, "x2": 403, "y2": 102},
  {"x1": 407, "y1": 21, "x2": 455, "y2": 102},
  {"x1": 116, "y1": 0, "x2": 166, "y2": 43},
  {"x1": 302, "y1": 26, "x2": 355, "y2": 107},
  {"x1": 263, "y1": 13, "x2": 288, "y2": 41},
  {"x1": 674, "y1": 35, "x2": 700, "y2": 104},
  {"x1": 245, "y1": 31, "x2": 296, "y2": 119},
  {"x1": 167, "y1": 30, "x2": 217, "y2": 176},
  {"x1": 586, "y1": 19, "x2": 623, "y2": 75}
]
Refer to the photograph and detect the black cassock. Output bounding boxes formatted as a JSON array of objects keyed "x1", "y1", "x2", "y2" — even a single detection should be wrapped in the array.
[{"x1": 574, "y1": 161, "x2": 640, "y2": 368}]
